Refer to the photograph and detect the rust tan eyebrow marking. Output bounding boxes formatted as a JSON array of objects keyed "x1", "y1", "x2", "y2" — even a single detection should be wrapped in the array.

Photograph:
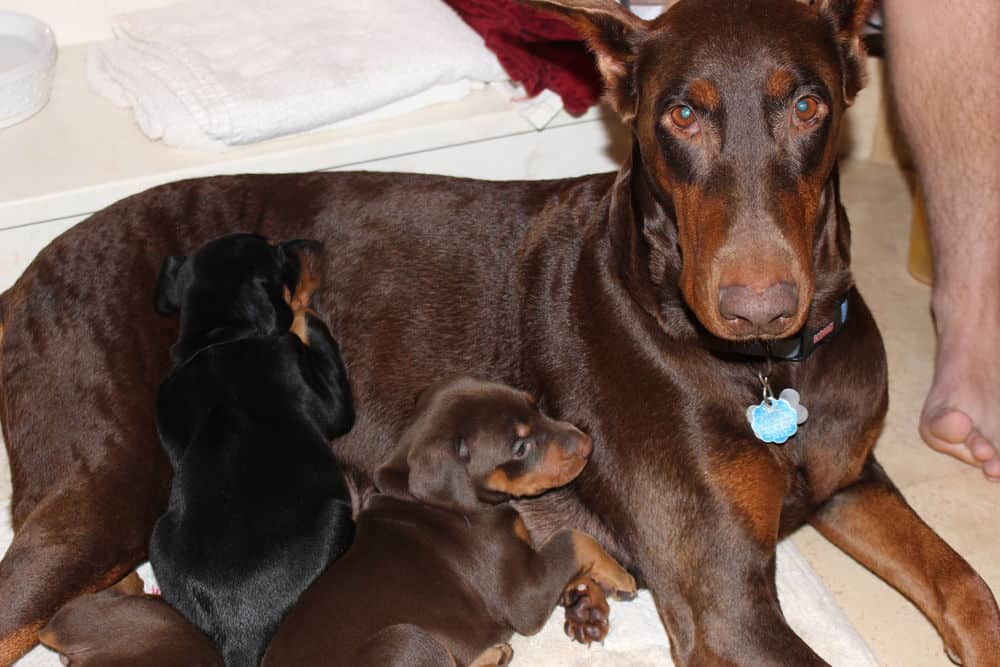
[
  {"x1": 687, "y1": 79, "x2": 720, "y2": 111},
  {"x1": 767, "y1": 68, "x2": 797, "y2": 99},
  {"x1": 516, "y1": 423, "x2": 532, "y2": 438}
]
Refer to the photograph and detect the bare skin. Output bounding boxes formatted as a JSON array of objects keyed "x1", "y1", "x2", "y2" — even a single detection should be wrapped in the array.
[{"x1": 884, "y1": 0, "x2": 1000, "y2": 481}]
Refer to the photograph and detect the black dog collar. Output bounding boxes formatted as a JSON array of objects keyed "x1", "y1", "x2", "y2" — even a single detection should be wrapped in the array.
[{"x1": 736, "y1": 294, "x2": 850, "y2": 362}]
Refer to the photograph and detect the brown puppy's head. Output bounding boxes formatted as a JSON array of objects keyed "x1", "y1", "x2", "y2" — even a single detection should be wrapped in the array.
[
  {"x1": 154, "y1": 233, "x2": 322, "y2": 363},
  {"x1": 374, "y1": 378, "x2": 593, "y2": 513},
  {"x1": 524, "y1": 0, "x2": 871, "y2": 342}
]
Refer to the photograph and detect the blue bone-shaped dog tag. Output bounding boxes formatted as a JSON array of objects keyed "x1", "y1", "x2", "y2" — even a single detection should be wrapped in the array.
[{"x1": 746, "y1": 388, "x2": 809, "y2": 444}]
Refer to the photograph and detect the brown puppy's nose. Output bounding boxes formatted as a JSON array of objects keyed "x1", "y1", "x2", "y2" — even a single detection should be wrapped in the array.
[{"x1": 718, "y1": 282, "x2": 798, "y2": 337}]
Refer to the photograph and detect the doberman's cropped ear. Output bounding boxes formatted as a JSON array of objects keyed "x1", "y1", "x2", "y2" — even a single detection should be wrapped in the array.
[
  {"x1": 278, "y1": 239, "x2": 323, "y2": 309},
  {"x1": 154, "y1": 255, "x2": 187, "y2": 315},
  {"x1": 522, "y1": 0, "x2": 649, "y2": 123},
  {"x1": 817, "y1": 0, "x2": 874, "y2": 105}
]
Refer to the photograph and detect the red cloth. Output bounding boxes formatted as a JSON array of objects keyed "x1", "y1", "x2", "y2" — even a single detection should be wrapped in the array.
[{"x1": 443, "y1": 0, "x2": 602, "y2": 115}]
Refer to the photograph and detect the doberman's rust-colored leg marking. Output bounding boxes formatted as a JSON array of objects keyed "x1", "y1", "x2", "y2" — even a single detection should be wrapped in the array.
[{"x1": 811, "y1": 459, "x2": 1000, "y2": 666}]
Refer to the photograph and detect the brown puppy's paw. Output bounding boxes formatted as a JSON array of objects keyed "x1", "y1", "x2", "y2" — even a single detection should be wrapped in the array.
[
  {"x1": 468, "y1": 643, "x2": 514, "y2": 667},
  {"x1": 561, "y1": 576, "x2": 610, "y2": 645}
]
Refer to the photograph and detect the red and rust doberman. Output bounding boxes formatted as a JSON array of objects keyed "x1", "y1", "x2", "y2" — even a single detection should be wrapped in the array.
[
  {"x1": 0, "y1": 0, "x2": 997, "y2": 665},
  {"x1": 264, "y1": 377, "x2": 636, "y2": 667}
]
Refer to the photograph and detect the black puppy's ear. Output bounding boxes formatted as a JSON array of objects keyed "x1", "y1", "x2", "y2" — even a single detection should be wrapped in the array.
[
  {"x1": 154, "y1": 256, "x2": 187, "y2": 315},
  {"x1": 522, "y1": 0, "x2": 649, "y2": 123},
  {"x1": 278, "y1": 239, "x2": 323, "y2": 306},
  {"x1": 818, "y1": 0, "x2": 874, "y2": 105}
]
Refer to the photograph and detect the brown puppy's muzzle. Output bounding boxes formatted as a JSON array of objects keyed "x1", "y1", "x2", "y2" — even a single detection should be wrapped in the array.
[
  {"x1": 544, "y1": 427, "x2": 594, "y2": 488},
  {"x1": 486, "y1": 428, "x2": 593, "y2": 497}
]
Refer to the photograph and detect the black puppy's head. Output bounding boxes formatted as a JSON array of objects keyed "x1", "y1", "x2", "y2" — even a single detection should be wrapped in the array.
[
  {"x1": 155, "y1": 233, "x2": 322, "y2": 363},
  {"x1": 374, "y1": 378, "x2": 593, "y2": 513}
]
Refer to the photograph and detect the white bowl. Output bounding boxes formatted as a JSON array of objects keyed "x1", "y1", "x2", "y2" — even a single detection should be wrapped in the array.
[{"x1": 0, "y1": 12, "x2": 56, "y2": 129}]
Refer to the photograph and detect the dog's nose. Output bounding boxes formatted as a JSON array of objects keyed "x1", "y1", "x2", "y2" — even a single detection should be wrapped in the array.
[{"x1": 718, "y1": 282, "x2": 798, "y2": 336}]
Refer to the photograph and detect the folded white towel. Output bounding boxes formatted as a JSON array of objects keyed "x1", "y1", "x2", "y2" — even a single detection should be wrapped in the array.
[{"x1": 87, "y1": 0, "x2": 505, "y2": 149}]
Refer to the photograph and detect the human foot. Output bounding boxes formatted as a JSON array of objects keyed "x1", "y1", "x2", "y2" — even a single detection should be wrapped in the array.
[{"x1": 920, "y1": 323, "x2": 1000, "y2": 482}]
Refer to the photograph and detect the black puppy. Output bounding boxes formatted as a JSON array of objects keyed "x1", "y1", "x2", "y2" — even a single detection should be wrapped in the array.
[{"x1": 149, "y1": 233, "x2": 354, "y2": 667}]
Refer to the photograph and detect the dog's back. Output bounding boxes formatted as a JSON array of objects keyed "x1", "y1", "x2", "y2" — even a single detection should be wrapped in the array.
[{"x1": 149, "y1": 235, "x2": 354, "y2": 667}]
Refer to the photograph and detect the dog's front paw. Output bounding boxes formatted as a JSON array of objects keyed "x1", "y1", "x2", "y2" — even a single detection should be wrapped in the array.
[{"x1": 561, "y1": 576, "x2": 610, "y2": 645}]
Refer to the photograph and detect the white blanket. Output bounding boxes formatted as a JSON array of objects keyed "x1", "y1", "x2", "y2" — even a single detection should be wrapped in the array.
[{"x1": 87, "y1": 0, "x2": 506, "y2": 149}]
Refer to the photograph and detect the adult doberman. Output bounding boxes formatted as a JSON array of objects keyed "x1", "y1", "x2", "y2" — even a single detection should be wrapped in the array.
[{"x1": 0, "y1": 0, "x2": 997, "y2": 665}]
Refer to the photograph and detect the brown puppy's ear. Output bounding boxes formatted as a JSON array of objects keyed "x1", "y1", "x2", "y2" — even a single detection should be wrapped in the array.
[
  {"x1": 817, "y1": 0, "x2": 873, "y2": 105},
  {"x1": 404, "y1": 435, "x2": 481, "y2": 513},
  {"x1": 278, "y1": 239, "x2": 323, "y2": 310},
  {"x1": 522, "y1": 0, "x2": 649, "y2": 123},
  {"x1": 375, "y1": 389, "x2": 482, "y2": 513},
  {"x1": 154, "y1": 255, "x2": 187, "y2": 315}
]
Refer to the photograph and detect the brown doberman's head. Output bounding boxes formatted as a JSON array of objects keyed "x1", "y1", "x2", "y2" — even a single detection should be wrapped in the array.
[
  {"x1": 374, "y1": 377, "x2": 593, "y2": 512},
  {"x1": 154, "y1": 233, "x2": 323, "y2": 363},
  {"x1": 526, "y1": 0, "x2": 870, "y2": 341}
]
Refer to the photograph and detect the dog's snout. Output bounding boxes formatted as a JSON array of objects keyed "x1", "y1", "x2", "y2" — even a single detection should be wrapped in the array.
[
  {"x1": 718, "y1": 282, "x2": 798, "y2": 337},
  {"x1": 561, "y1": 430, "x2": 593, "y2": 459}
]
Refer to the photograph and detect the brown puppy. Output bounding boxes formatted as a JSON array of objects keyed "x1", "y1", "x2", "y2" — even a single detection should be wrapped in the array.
[
  {"x1": 38, "y1": 576, "x2": 223, "y2": 667},
  {"x1": 0, "y1": 1, "x2": 998, "y2": 665},
  {"x1": 263, "y1": 378, "x2": 637, "y2": 667}
]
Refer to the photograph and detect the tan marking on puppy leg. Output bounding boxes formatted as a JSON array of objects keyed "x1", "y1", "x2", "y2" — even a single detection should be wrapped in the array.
[
  {"x1": 112, "y1": 572, "x2": 145, "y2": 596},
  {"x1": 570, "y1": 531, "x2": 637, "y2": 600},
  {"x1": 290, "y1": 250, "x2": 321, "y2": 310},
  {"x1": 290, "y1": 310, "x2": 310, "y2": 346},
  {"x1": 468, "y1": 643, "x2": 513, "y2": 667},
  {"x1": 512, "y1": 515, "x2": 532, "y2": 546}
]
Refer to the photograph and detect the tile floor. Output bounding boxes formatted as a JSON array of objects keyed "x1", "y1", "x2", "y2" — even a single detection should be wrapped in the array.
[{"x1": 0, "y1": 159, "x2": 995, "y2": 665}]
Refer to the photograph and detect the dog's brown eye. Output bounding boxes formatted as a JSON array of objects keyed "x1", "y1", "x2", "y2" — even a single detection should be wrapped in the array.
[
  {"x1": 455, "y1": 438, "x2": 470, "y2": 461},
  {"x1": 512, "y1": 439, "x2": 532, "y2": 459},
  {"x1": 669, "y1": 105, "x2": 698, "y2": 131},
  {"x1": 793, "y1": 96, "x2": 820, "y2": 123}
]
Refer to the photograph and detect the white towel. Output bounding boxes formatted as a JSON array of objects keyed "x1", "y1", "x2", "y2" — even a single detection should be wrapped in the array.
[{"x1": 87, "y1": 0, "x2": 506, "y2": 150}]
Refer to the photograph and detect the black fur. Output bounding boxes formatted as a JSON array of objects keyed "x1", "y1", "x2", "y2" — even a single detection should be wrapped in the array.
[{"x1": 148, "y1": 233, "x2": 354, "y2": 667}]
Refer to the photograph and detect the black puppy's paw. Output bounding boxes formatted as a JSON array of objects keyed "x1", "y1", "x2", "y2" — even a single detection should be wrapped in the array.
[{"x1": 561, "y1": 576, "x2": 610, "y2": 646}]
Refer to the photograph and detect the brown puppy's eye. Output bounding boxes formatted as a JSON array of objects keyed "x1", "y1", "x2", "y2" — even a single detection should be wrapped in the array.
[
  {"x1": 455, "y1": 438, "x2": 470, "y2": 462},
  {"x1": 668, "y1": 105, "x2": 698, "y2": 131},
  {"x1": 512, "y1": 439, "x2": 532, "y2": 459},
  {"x1": 792, "y1": 96, "x2": 820, "y2": 125}
]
